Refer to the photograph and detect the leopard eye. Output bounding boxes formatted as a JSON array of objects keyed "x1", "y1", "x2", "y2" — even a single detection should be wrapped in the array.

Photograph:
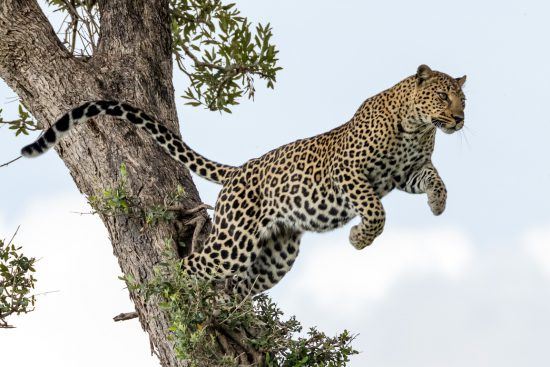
[{"x1": 437, "y1": 92, "x2": 448, "y2": 101}]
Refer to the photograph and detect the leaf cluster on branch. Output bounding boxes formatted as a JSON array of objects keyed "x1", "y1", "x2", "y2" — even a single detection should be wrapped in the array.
[
  {"x1": 171, "y1": 0, "x2": 281, "y2": 112},
  {"x1": 0, "y1": 230, "x2": 37, "y2": 329},
  {"x1": 0, "y1": 104, "x2": 39, "y2": 136}
]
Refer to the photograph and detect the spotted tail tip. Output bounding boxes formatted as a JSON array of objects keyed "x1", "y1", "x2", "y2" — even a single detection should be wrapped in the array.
[{"x1": 21, "y1": 140, "x2": 46, "y2": 158}]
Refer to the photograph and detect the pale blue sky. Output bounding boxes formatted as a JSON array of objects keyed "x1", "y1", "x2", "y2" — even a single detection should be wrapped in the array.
[{"x1": 1, "y1": 1, "x2": 550, "y2": 366}]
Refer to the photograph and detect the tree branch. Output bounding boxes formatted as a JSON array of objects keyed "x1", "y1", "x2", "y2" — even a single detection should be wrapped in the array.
[
  {"x1": 113, "y1": 311, "x2": 139, "y2": 322},
  {"x1": 0, "y1": 0, "x2": 87, "y2": 116}
]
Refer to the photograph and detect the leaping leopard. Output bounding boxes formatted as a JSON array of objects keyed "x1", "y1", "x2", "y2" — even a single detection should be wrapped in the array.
[{"x1": 21, "y1": 64, "x2": 467, "y2": 295}]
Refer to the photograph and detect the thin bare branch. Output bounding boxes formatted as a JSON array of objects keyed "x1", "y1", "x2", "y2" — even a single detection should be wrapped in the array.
[
  {"x1": 0, "y1": 156, "x2": 22, "y2": 168},
  {"x1": 6, "y1": 225, "x2": 20, "y2": 246}
]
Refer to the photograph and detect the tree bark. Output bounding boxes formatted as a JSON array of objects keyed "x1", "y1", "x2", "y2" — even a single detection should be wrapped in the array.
[{"x1": 0, "y1": 1, "x2": 216, "y2": 366}]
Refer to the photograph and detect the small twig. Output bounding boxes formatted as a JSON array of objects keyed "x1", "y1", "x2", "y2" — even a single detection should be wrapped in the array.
[
  {"x1": 180, "y1": 44, "x2": 223, "y2": 71},
  {"x1": 30, "y1": 290, "x2": 59, "y2": 300},
  {"x1": 181, "y1": 203, "x2": 214, "y2": 215},
  {"x1": 113, "y1": 311, "x2": 138, "y2": 322},
  {"x1": 70, "y1": 18, "x2": 78, "y2": 54},
  {"x1": 218, "y1": 285, "x2": 255, "y2": 326},
  {"x1": 166, "y1": 203, "x2": 213, "y2": 214},
  {"x1": 69, "y1": 210, "x2": 97, "y2": 216},
  {"x1": 0, "y1": 155, "x2": 22, "y2": 168},
  {"x1": 56, "y1": 0, "x2": 98, "y2": 56},
  {"x1": 6, "y1": 225, "x2": 20, "y2": 246},
  {"x1": 180, "y1": 44, "x2": 262, "y2": 76},
  {"x1": 149, "y1": 339, "x2": 160, "y2": 358},
  {"x1": 208, "y1": 69, "x2": 239, "y2": 110},
  {"x1": 82, "y1": 5, "x2": 99, "y2": 54},
  {"x1": 0, "y1": 119, "x2": 39, "y2": 131}
]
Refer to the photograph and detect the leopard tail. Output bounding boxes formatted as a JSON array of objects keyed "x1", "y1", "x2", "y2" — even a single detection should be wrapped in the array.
[{"x1": 20, "y1": 101, "x2": 236, "y2": 184}]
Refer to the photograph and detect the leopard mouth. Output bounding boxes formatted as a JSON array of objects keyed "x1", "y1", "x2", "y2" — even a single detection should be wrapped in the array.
[{"x1": 432, "y1": 118, "x2": 461, "y2": 134}]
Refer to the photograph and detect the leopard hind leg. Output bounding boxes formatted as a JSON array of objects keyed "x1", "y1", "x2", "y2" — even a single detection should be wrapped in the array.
[
  {"x1": 181, "y1": 183, "x2": 264, "y2": 282},
  {"x1": 232, "y1": 226, "x2": 303, "y2": 296}
]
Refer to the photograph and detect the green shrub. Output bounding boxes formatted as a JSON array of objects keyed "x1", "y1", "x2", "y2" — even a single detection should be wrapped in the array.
[{"x1": 0, "y1": 232, "x2": 36, "y2": 328}]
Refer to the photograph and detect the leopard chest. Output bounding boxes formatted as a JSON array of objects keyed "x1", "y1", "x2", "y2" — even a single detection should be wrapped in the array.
[{"x1": 366, "y1": 136, "x2": 433, "y2": 197}]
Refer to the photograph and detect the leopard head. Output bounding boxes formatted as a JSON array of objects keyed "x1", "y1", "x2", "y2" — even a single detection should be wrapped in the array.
[{"x1": 413, "y1": 64, "x2": 467, "y2": 134}]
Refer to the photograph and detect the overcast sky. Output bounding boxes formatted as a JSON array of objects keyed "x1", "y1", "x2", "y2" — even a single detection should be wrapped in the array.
[{"x1": 1, "y1": 0, "x2": 550, "y2": 366}]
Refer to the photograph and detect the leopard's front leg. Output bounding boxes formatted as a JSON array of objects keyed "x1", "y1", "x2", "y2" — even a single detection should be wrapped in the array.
[
  {"x1": 399, "y1": 163, "x2": 447, "y2": 216},
  {"x1": 338, "y1": 174, "x2": 385, "y2": 250}
]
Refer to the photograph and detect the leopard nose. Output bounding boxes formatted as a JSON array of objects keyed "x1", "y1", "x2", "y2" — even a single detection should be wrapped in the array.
[{"x1": 453, "y1": 115, "x2": 464, "y2": 124}]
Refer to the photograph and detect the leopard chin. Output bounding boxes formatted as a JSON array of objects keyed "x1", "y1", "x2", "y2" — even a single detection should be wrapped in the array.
[{"x1": 441, "y1": 127, "x2": 458, "y2": 134}]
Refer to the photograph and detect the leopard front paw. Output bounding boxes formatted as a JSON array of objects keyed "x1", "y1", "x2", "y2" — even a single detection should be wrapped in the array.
[
  {"x1": 428, "y1": 189, "x2": 446, "y2": 216},
  {"x1": 349, "y1": 224, "x2": 375, "y2": 250}
]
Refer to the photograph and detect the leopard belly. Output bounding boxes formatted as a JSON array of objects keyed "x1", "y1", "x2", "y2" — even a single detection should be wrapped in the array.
[{"x1": 261, "y1": 180, "x2": 356, "y2": 233}]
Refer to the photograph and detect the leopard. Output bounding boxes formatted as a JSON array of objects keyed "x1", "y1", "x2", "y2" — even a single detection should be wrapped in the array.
[{"x1": 20, "y1": 64, "x2": 466, "y2": 296}]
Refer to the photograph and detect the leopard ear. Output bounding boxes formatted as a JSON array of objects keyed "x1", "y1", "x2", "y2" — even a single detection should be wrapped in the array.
[
  {"x1": 416, "y1": 64, "x2": 433, "y2": 84},
  {"x1": 456, "y1": 75, "x2": 467, "y2": 87}
]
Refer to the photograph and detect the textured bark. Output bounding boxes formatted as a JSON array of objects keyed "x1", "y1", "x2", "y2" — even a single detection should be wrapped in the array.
[{"x1": 0, "y1": 1, "x2": 223, "y2": 366}]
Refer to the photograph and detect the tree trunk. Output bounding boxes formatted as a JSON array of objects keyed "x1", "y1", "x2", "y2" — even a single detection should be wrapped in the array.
[{"x1": 0, "y1": 1, "x2": 223, "y2": 366}]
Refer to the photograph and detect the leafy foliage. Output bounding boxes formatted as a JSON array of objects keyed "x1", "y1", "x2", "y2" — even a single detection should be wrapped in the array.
[
  {"x1": 88, "y1": 163, "x2": 189, "y2": 225},
  {"x1": 0, "y1": 104, "x2": 39, "y2": 137},
  {"x1": 0, "y1": 232, "x2": 37, "y2": 328},
  {"x1": 126, "y1": 247, "x2": 358, "y2": 366},
  {"x1": 272, "y1": 329, "x2": 358, "y2": 367},
  {"x1": 45, "y1": 0, "x2": 282, "y2": 112},
  {"x1": 172, "y1": 0, "x2": 282, "y2": 111},
  {"x1": 88, "y1": 163, "x2": 133, "y2": 216}
]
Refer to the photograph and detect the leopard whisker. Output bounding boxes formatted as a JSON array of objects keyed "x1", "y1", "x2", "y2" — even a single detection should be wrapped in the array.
[{"x1": 459, "y1": 129, "x2": 471, "y2": 150}]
